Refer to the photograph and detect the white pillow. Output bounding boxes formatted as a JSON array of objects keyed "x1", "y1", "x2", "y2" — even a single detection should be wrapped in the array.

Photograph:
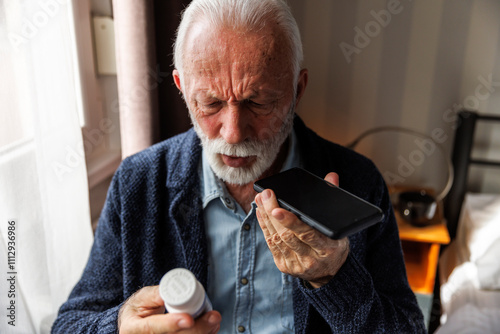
[
  {"x1": 436, "y1": 303, "x2": 500, "y2": 334},
  {"x1": 456, "y1": 194, "x2": 500, "y2": 263},
  {"x1": 476, "y1": 241, "x2": 500, "y2": 290},
  {"x1": 455, "y1": 193, "x2": 500, "y2": 290}
]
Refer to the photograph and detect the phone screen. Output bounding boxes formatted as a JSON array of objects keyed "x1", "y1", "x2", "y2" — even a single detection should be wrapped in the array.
[{"x1": 253, "y1": 168, "x2": 384, "y2": 239}]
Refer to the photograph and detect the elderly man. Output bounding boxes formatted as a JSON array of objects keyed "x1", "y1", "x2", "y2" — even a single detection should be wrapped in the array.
[{"x1": 52, "y1": 0, "x2": 425, "y2": 333}]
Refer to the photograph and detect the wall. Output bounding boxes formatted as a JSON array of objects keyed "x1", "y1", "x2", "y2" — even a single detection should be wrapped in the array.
[
  {"x1": 288, "y1": 0, "x2": 500, "y2": 194},
  {"x1": 84, "y1": 0, "x2": 121, "y2": 228}
]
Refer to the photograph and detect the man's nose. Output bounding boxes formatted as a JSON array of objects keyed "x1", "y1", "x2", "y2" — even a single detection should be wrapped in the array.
[{"x1": 220, "y1": 105, "x2": 249, "y2": 144}]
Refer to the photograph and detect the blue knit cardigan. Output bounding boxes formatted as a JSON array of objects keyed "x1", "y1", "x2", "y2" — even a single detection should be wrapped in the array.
[{"x1": 52, "y1": 116, "x2": 425, "y2": 333}]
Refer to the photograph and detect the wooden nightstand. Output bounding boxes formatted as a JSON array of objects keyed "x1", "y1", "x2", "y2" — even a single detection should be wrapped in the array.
[
  {"x1": 395, "y1": 202, "x2": 450, "y2": 294},
  {"x1": 390, "y1": 187, "x2": 450, "y2": 293},
  {"x1": 391, "y1": 188, "x2": 450, "y2": 328}
]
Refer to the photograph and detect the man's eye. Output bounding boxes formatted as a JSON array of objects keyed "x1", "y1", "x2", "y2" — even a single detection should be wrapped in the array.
[
  {"x1": 246, "y1": 100, "x2": 265, "y2": 108},
  {"x1": 245, "y1": 99, "x2": 273, "y2": 115},
  {"x1": 205, "y1": 101, "x2": 221, "y2": 108},
  {"x1": 200, "y1": 101, "x2": 222, "y2": 114}
]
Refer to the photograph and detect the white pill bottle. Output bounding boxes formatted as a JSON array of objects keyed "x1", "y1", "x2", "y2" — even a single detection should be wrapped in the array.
[{"x1": 159, "y1": 268, "x2": 213, "y2": 318}]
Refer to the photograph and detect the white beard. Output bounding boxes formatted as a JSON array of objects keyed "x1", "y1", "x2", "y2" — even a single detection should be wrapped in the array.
[{"x1": 190, "y1": 108, "x2": 295, "y2": 185}]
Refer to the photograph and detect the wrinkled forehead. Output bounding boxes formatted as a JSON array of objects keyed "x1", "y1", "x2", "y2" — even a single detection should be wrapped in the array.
[{"x1": 181, "y1": 20, "x2": 293, "y2": 80}]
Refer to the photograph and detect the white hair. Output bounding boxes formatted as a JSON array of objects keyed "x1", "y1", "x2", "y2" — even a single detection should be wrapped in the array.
[{"x1": 173, "y1": 0, "x2": 303, "y2": 87}]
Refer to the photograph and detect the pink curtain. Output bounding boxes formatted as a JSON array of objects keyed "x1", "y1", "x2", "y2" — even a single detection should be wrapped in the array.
[{"x1": 113, "y1": 0, "x2": 160, "y2": 158}]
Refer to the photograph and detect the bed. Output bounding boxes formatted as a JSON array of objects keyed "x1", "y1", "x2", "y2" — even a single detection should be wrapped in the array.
[{"x1": 435, "y1": 110, "x2": 500, "y2": 333}]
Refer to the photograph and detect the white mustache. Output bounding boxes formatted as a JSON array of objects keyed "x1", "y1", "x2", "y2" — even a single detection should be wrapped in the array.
[{"x1": 205, "y1": 138, "x2": 267, "y2": 158}]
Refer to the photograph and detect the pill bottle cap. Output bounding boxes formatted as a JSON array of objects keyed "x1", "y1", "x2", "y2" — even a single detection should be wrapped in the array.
[{"x1": 159, "y1": 268, "x2": 206, "y2": 314}]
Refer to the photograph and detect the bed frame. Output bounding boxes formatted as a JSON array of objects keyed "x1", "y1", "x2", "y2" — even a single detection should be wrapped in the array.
[
  {"x1": 428, "y1": 110, "x2": 500, "y2": 333},
  {"x1": 443, "y1": 110, "x2": 500, "y2": 240}
]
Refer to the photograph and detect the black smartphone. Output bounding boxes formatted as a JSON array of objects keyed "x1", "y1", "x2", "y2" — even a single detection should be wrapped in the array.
[{"x1": 253, "y1": 167, "x2": 384, "y2": 239}]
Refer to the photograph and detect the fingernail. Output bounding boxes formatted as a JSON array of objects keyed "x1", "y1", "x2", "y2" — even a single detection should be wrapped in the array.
[
  {"x1": 208, "y1": 313, "x2": 219, "y2": 325},
  {"x1": 262, "y1": 189, "x2": 271, "y2": 200},
  {"x1": 177, "y1": 318, "x2": 190, "y2": 328}
]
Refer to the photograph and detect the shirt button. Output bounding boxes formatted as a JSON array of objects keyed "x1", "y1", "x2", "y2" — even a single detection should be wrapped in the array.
[
  {"x1": 238, "y1": 326, "x2": 245, "y2": 332},
  {"x1": 241, "y1": 277, "x2": 248, "y2": 285},
  {"x1": 223, "y1": 197, "x2": 235, "y2": 210},
  {"x1": 243, "y1": 223, "x2": 250, "y2": 231}
]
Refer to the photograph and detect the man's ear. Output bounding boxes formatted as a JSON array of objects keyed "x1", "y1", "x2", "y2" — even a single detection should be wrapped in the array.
[
  {"x1": 295, "y1": 69, "x2": 308, "y2": 108},
  {"x1": 173, "y1": 69, "x2": 182, "y2": 92}
]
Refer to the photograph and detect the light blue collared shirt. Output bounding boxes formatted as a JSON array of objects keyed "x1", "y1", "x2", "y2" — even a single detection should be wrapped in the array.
[{"x1": 199, "y1": 130, "x2": 301, "y2": 334}]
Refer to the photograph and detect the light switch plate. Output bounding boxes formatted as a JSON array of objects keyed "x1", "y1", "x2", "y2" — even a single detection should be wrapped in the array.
[{"x1": 92, "y1": 16, "x2": 116, "y2": 75}]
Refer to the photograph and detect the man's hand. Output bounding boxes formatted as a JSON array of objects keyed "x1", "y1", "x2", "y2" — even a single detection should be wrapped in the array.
[
  {"x1": 118, "y1": 286, "x2": 221, "y2": 334},
  {"x1": 255, "y1": 172, "x2": 349, "y2": 288}
]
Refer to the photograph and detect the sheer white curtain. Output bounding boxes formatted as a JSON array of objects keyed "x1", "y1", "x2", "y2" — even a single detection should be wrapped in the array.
[{"x1": 0, "y1": 1, "x2": 93, "y2": 333}]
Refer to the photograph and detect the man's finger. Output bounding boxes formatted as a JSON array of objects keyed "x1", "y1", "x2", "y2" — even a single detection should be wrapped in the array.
[
  {"x1": 141, "y1": 311, "x2": 221, "y2": 334},
  {"x1": 259, "y1": 189, "x2": 310, "y2": 235},
  {"x1": 257, "y1": 207, "x2": 284, "y2": 255},
  {"x1": 119, "y1": 286, "x2": 165, "y2": 322},
  {"x1": 324, "y1": 172, "x2": 339, "y2": 186},
  {"x1": 135, "y1": 313, "x2": 195, "y2": 333},
  {"x1": 132, "y1": 286, "x2": 165, "y2": 309},
  {"x1": 270, "y1": 207, "x2": 317, "y2": 235},
  {"x1": 277, "y1": 228, "x2": 312, "y2": 256},
  {"x1": 256, "y1": 192, "x2": 279, "y2": 236}
]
